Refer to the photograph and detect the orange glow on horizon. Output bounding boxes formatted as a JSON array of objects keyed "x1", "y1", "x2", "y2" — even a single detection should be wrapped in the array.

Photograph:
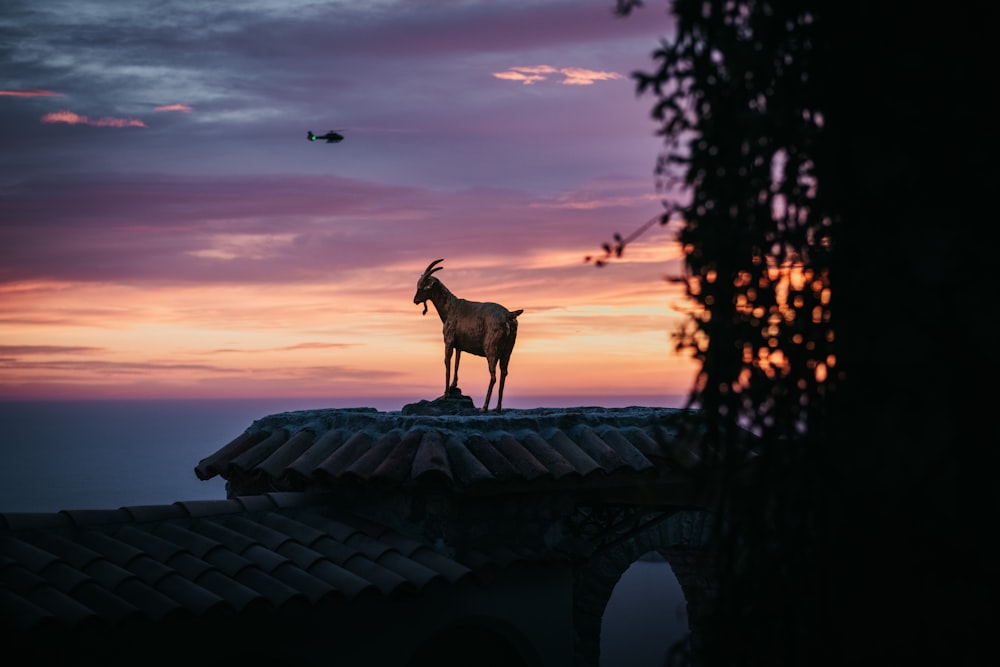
[{"x1": 0, "y1": 257, "x2": 699, "y2": 403}]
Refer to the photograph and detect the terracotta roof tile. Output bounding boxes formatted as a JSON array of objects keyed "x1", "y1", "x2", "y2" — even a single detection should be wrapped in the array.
[
  {"x1": 235, "y1": 544, "x2": 289, "y2": 574},
  {"x1": 257, "y1": 429, "x2": 314, "y2": 478},
  {"x1": 150, "y1": 572, "x2": 232, "y2": 615},
  {"x1": 0, "y1": 512, "x2": 73, "y2": 531},
  {"x1": 440, "y1": 432, "x2": 492, "y2": 485},
  {"x1": 266, "y1": 562, "x2": 337, "y2": 605},
  {"x1": 223, "y1": 515, "x2": 294, "y2": 551},
  {"x1": 234, "y1": 495, "x2": 281, "y2": 513},
  {"x1": 221, "y1": 565, "x2": 306, "y2": 610},
  {"x1": 200, "y1": 546, "x2": 254, "y2": 577},
  {"x1": 374, "y1": 551, "x2": 441, "y2": 589},
  {"x1": 123, "y1": 504, "x2": 188, "y2": 524},
  {"x1": 286, "y1": 428, "x2": 350, "y2": 481},
  {"x1": 61, "y1": 508, "x2": 133, "y2": 527},
  {"x1": 316, "y1": 430, "x2": 373, "y2": 478},
  {"x1": 114, "y1": 525, "x2": 185, "y2": 562},
  {"x1": 108, "y1": 577, "x2": 184, "y2": 621},
  {"x1": 231, "y1": 429, "x2": 290, "y2": 474},
  {"x1": 151, "y1": 522, "x2": 218, "y2": 558},
  {"x1": 300, "y1": 558, "x2": 374, "y2": 599},
  {"x1": 194, "y1": 429, "x2": 270, "y2": 480},
  {"x1": 516, "y1": 431, "x2": 577, "y2": 479},
  {"x1": 543, "y1": 428, "x2": 602, "y2": 476},
  {"x1": 340, "y1": 553, "x2": 415, "y2": 597},
  {"x1": 258, "y1": 512, "x2": 324, "y2": 545},
  {"x1": 494, "y1": 433, "x2": 550, "y2": 480},
  {"x1": 412, "y1": 430, "x2": 454, "y2": 483},
  {"x1": 37, "y1": 532, "x2": 112, "y2": 571},
  {"x1": 347, "y1": 429, "x2": 403, "y2": 480},
  {"x1": 18, "y1": 580, "x2": 99, "y2": 627},
  {"x1": 370, "y1": 429, "x2": 421, "y2": 483},
  {"x1": 173, "y1": 498, "x2": 246, "y2": 518},
  {"x1": 407, "y1": 547, "x2": 473, "y2": 584},
  {"x1": 467, "y1": 432, "x2": 520, "y2": 481}
]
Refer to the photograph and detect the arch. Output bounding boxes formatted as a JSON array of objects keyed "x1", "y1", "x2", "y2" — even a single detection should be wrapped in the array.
[{"x1": 572, "y1": 509, "x2": 715, "y2": 667}]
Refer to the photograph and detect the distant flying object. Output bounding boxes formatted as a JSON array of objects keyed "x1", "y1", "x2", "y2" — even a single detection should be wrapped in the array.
[{"x1": 308, "y1": 130, "x2": 344, "y2": 143}]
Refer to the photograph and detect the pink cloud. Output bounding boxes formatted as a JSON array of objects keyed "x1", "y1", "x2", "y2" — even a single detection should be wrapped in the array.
[
  {"x1": 0, "y1": 89, "x2": 63, "y2": 97},
  {"x1": 493, "y1": 66, "x2": 623, "y2": 86},
  {"x1": 41, "y1": 110, "x2": 146, "y2": 128},
  {"x1": 154, "y1": 103, "x2": 192, "y2": 112},
  {"x1": 559, "y1": 67, "x2": 624, "y2": 86}
]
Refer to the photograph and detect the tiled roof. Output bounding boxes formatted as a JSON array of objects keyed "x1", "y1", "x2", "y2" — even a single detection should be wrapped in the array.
[
  {"x1": 194, "y1": 407, "x2": 702, "y2": 496},
  {"x1": 0, "y1": 492, "x2": 553, "y2": 633}
]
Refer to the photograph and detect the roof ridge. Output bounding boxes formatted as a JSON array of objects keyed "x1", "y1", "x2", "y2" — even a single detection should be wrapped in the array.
[{"x1": 0, "y1": 492, "x2": 330, "y2": 533}]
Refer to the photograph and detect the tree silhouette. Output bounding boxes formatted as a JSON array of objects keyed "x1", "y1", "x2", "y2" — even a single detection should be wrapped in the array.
[{"x1": 607, "y1": 2, "x2": 997, "y2": 665}]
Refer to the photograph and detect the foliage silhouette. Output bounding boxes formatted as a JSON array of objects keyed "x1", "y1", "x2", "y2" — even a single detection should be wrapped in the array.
[{"x1": 605, "y1": 1, "x2": 997, "y2": 665}]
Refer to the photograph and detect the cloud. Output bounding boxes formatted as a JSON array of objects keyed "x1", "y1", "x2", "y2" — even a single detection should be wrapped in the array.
[
  {"x1": 493, "y1": 65, "x2": 558, "y2": 85},
  {"x1": 207, "y1": 342, "x2": 358, "y2": 354},
  {"x1": 0, "y1": 358, "x2": 234, "y2": 375},
  {"x1": 0, "y1": 345, "x2": 103, "y2": 356},
  {"x1": 0, "y1": 89, "x2": 64, "y2": 97},
  {"x1": 559, "y1": 67, "x2": 624, "y2": 85},
  {"x1": 0, "y1": 171, "x2": 672, "y2": 288},
  {"x1": 493, "y1": 65, "x2": 624, "y2": 86},
  {"x1": 154, "y1": 103, "x2": 192, "y2": 112},
  {"x1": 40, "y1": 110, "x2": 146, "y2": 128}
]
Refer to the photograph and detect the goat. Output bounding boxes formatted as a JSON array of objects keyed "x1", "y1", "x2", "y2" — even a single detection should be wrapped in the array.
[{"x1": 413, "y1": 258, "x2": 523, "y2": 412}]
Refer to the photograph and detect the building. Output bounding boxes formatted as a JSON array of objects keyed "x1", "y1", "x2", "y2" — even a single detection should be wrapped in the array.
[{"x1": 1, "y1": 402, "x2": 719, "y2": 666}]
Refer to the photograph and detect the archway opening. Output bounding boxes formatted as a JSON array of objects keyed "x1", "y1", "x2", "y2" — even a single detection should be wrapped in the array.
[{"x1": 600, "y1": 550, "x2": 689, "y2": 667}]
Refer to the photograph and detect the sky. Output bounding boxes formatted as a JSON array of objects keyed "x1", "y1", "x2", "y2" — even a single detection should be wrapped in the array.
[{"x1": 0, "y1": 0, "x2": 698, "y2": 406}]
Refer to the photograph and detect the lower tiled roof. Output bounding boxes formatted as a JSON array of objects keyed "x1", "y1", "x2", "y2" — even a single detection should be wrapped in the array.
[
  {"x1": 0, "y1": 492, "x2": 553, "y2": 633},
  {"x1": 194, "y1": 407, "x2": 702, "y2": 495}
]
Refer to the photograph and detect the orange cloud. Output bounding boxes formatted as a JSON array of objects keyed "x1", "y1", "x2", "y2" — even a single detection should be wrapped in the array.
[
  {"x1": 558, "y1": 67, "x2": 624, "y2": 86},
  {"x1": 0, "y1": 89, "x2": 63, "y2": 97},
  {"x1": 493, "y1": 66, "x2": 623, "y2": 86},
  {"x1": 41, "y1": 110, "x2": 146, "y2": 128},
  {"x1": 154, "y1": 103, "x2": 192, "y2": 112}
]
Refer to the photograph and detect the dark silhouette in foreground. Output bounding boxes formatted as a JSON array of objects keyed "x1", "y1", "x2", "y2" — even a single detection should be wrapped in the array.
[
  {"x1": 413, "y1": 258, "x2": 523, "y2": 412},
  {"x1": 603, "y1": 1, "x2": 995, "y2": 665}
]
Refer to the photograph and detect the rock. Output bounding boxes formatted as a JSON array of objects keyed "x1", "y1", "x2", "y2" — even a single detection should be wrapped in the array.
[{"x1": 401, "y1": 388, "x2": 479, "y2": 415}]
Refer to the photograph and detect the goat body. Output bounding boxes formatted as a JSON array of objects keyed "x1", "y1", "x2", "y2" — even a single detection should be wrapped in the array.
[{"x1": 413, "y1": 259, "x2": 522, "y2": 412}]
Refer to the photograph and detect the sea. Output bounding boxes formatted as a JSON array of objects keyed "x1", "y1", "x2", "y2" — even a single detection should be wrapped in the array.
[{"x1": 0, "y1": 395, "x2": 691, "y2": 666}]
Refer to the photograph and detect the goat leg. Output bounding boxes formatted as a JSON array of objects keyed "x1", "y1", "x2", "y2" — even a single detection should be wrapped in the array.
[
  {"x1": 452, "y1": 350, "x2": 461, "y2": 392},
  {"x1": 443, "y1": 346, "x2": 453, "y2": 399},
  {"x1": 495, "y1": 358, "x2": 511, "y2": 412},
  {"x1": 481, "y1": 356, "x2": 498, "y2": 412}
]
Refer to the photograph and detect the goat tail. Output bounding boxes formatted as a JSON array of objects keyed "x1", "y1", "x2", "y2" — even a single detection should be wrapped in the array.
[{"x1": 505, "y1": 309, "x2": 523, "y2": 337}]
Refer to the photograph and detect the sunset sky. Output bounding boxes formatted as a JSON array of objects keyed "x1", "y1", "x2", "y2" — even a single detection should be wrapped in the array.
[{"x1": 0, "y1": 0, "x2": 698, "y2": 407}]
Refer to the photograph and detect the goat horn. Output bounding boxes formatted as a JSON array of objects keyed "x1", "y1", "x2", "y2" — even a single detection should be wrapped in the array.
[{"x1": 422, "y1": 258, "x2": 444, "y2": 276}]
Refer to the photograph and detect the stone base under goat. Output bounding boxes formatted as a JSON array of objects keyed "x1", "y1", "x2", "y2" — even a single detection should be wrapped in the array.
[{"x1": 402, "y1": 388, "x2": 480, "y2": 415}]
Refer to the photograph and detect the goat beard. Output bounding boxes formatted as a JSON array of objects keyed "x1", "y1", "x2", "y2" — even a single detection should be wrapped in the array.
[{"x1": 420, "y1": 300, "x2": 428, "y2": 316}]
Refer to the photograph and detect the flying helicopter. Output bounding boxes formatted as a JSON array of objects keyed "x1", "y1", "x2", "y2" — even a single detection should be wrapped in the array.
[{"x1": 307, "y1": 130, "x2": 344, "y2": 143}]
